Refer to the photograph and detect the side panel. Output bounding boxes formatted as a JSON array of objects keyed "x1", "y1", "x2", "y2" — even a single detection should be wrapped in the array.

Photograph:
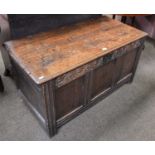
[{"x1": 11, "y1": 59, "x2": 47, "y2": 124}]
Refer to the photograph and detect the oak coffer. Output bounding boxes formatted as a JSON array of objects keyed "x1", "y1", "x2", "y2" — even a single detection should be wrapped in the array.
[{"x1": 4, "y1": 16, "x2": 147, "y2": 137}]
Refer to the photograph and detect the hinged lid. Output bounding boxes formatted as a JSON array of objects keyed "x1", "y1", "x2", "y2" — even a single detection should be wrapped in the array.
[{"x1": 5, "y1": 16, "x2": 147, "y2": 84}]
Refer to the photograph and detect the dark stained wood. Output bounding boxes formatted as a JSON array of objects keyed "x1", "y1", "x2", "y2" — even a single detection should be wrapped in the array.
[
  {"x1": 0, "y1": 76, "x2": 4, "y2": 92},
  {"x1": 118, "y1": 49, "x2": 137, "y2": 81},
  {"x1": 5, "y1": 16, "x2": 147, "y2": 84},
  {"x1": 55, "y1": 57, "x2": 103, "y2": 88},
  {"x1": 11, "y1": 59, "x2": 47, "y2": 121},
  {"x1": 4, "y1": 16, "x2": 147, "y2": 137},
  {"x1": 130, "y1": 42, "x2": 145, "y2": 83},
  {"x1": 91, "y1": 60, "x2": 114, "y2": 99},
  {"x1": 42, "y1": 81, "x2": 57, "y2": 137},
  {"x1": 90, "y1": 48, "x2": 138, "y2": 101},
  {"x1": 56, "y1": 71, "x2": 134, "y2": 128},
  {"x1": 8, "y1": 15, "x2": 101, "y2": 39},
  {"x1": 55, "y1": 76, "x2": 85, "y2": 120}
]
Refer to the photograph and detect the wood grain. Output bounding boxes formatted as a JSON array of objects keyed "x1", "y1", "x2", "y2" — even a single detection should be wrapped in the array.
[{"x1": 4, "y1": 16, "x2": 147, "y2": 84}]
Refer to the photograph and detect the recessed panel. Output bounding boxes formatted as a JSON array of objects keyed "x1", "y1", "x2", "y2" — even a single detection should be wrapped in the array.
[
  {"x1": 55, "y1": 76, "x2": 85, "y2": 120},
  {"x1": 91, "y1": 61, "x2": 115, "y2": 98}
]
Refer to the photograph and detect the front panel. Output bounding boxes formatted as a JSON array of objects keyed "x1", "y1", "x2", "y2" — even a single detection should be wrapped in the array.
[
  {"x1": 90, "y1": 49, "x2": 138, "y2": 100},
  {"x1": 55, "y1": 76, "x2": 85, "y2": 120},
  {"x1": 91, "y1": 60, "x2": 115, "y2": 99}
]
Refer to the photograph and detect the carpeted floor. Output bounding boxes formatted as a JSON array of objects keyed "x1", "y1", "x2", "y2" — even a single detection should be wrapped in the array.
[{"x1": 0, "y1": 38, "x2": 155, "y2": 141}]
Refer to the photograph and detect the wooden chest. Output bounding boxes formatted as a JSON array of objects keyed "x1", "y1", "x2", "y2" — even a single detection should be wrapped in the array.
[{"x1": 4, "y1": 16, "x2": 147, "y2": 137}]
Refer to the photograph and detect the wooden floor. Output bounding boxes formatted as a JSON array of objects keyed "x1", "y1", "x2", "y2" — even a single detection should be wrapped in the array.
[{"x1": 5, "y1": 16, "x2": 146, "y2": 84}]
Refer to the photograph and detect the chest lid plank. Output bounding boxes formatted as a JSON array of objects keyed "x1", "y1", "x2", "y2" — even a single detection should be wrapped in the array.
[{"x1": 4, "y1": 16, "x2": 147, "y2": 84}]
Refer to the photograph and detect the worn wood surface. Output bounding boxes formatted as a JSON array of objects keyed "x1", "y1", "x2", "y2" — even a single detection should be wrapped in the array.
[{"x1": 4, "y1": 16, "x2": 147, "y2": 84}]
